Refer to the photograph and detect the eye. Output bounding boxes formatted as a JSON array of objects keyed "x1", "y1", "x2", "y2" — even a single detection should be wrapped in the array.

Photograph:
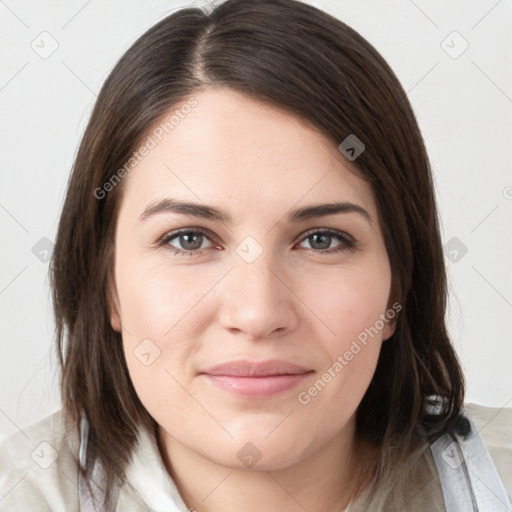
[
  {"x1": 296, "y1": 229, "x2": 355, "y2": 253},
  {"x1": 158, "y1": 227, "x2": 356, "y2": 257},
  {"x1": 159, "y1": 228, "x2": 218, "y2": 256}
]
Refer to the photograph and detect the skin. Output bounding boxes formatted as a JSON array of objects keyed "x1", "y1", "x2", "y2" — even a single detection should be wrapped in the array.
[{"x1": 110, "y1": 88, "x2": 396, "y2": 512}]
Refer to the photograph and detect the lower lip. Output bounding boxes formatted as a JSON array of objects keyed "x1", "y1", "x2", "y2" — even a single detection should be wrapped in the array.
[{"x1": 202, "y1": 372, "x2": 314, "y2": 398}]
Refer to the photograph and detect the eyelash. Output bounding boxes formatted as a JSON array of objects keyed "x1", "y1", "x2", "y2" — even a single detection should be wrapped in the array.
[{"x1": 157, "y1": 227, "x2": 357, "y2": 257}]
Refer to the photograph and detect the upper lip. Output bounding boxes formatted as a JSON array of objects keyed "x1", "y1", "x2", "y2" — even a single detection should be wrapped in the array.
[{"x1": 201, "y1": 360, "x2": 312, "y2": 377}]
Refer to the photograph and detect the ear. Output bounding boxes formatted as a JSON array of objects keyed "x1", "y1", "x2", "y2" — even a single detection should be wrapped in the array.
[
  {"x1": 110, "y1": 304, "x2": 122, "y2": 333},
  {"x1": 382, "y1": 319, "x2": 396, "y2": 341},
  {"x1": 108, "y1": 271, "x2": 122, "y2": 333},
  {"x1": 382, "y1": 296, "x2": 401, "y2": 341}
]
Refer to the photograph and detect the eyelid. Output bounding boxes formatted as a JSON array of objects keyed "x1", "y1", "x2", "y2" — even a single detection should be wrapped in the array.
[
  {"x1": 158, "y1": 226, "x2": 353, "y2": 243},
  {"x1": 157, "y1": 226, "x2": 357, "y2": 255},
  {"x1": 297, "y1": 226, "x2": 355, "y2": 244},
  {"x1": 157, "y1": 226, "x2": 219, "y2": 248}
]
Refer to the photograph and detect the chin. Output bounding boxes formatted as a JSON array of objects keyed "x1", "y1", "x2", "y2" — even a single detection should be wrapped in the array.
[{"x1": 197, "y1": 433, "x2": 310, "y2": 472}]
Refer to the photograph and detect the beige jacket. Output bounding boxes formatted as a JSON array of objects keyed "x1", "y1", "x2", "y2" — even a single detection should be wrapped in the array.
[{"x1": 0, "y1": 403, "x2": 511, "y2": 511}]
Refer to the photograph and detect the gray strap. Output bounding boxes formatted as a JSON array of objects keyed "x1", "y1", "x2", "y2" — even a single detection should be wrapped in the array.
[
  {"x1": 430, "y1": 412, "x2": 512, "y2": 511},
  {"x1": 78, "y1": 412, "x2": 119, "y2": 512}
]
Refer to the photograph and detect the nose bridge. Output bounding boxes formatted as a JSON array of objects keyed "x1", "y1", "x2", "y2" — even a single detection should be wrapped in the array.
[
  {"x1": 233, "y1": 239, "x2": 285, "y2": 306},
  {"x1": 217, "y1": 237, "x2": 298, "y2": 339}
]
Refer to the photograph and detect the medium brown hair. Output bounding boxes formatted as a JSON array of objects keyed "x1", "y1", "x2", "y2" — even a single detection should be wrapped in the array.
[{"x1": 50, "y1": 0, "x2": 465, "y2": 507}]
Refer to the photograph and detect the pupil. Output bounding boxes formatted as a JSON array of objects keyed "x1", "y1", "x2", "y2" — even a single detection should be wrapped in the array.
[
  {"x1": 311, "y1": 234, "x2": 330, "y2": 250},
  {"x1": 181, "y1": 233, "x2": 202, "y2": 250}
]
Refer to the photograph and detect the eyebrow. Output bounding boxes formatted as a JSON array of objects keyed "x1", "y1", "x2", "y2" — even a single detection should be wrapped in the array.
[{"x1": 139, "y1": 198, "x2": 373, "y2": 225}]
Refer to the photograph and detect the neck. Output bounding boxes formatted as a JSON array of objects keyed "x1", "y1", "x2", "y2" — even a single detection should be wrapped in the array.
[{"x1": 157, "y1": 417, "x2": 376, "y2": 512}]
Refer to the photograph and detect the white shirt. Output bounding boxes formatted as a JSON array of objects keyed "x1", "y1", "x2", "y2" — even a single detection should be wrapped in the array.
[{"x1": 0, "y1": 403, "x2": 511, "y2": 511}]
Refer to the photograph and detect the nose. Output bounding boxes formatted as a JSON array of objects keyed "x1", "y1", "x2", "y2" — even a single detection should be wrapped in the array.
[{"x1": 217, "y1": 250, "x2": 300, "y2": 341}]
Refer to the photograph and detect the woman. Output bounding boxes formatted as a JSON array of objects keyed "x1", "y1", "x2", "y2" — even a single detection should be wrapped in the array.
[{"x1": 0, "y1": 0, "x2": 510, "y2": 510}]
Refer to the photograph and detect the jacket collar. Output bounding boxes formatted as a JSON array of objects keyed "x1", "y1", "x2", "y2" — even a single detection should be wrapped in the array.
[
  {"x1": 78, "y1": 412, "x2": 189, "y2": 511},
  {"x1": 122, "y1": 423, "x2": 190, "y2": 511}
]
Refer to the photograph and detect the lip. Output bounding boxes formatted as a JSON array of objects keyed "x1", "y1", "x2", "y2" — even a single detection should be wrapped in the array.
[
  {"x1": 202, "y1": 359, "x2": 312, "y2": 377},
  {"x1": 200, "y1": 359, "x2": 314, "y2": 398}
]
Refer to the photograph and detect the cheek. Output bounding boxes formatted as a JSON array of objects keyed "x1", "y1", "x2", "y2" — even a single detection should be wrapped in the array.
[
  {"x1": 304, "y1": 266, "x2": 391, "y2": 346},
  {"x1": 115, "y1": 256, "x2": 217, "y2": 339},
  {"x1": 298, "y1": 264, "x2": 390, "y2": 397},
  {"x1": 114, "y1": 257, "x2": 220, "y2": 405},
  {"x1": 116, "y1": 259, "x2": 206, "y2": 427},
  {"x1": 295, "y1": 277, "x2": 387, "y2": 428}
]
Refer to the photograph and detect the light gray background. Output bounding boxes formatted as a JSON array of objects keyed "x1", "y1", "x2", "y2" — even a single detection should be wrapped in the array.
[{"x1": 1, "y1": 0, "x2": 511, "y2": 439}]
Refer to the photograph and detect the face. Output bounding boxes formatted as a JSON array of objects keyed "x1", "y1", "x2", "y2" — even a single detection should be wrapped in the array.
[{"x1": 110, "y1": 87, "x2": 396, "y2": 471}]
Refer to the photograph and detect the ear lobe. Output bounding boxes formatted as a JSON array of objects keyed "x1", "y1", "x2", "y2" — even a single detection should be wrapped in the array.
[
  {"x1": 107, "y1": 271, "x2": 122, "y2": 333},
  {"x1": 110, "y1": 307, "x2": 122, "y2": 333},
  {"x1": 382, "y1": 294, "x2": 401, "y2": 341},
  {"x1": 382, "y1": 320, "x2": 396, "y2": 342}
]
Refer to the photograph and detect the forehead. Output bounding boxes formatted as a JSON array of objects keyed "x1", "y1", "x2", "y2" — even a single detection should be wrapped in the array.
[{"x1": 119, "y1": 88, "x2": 376, "y2": 222}]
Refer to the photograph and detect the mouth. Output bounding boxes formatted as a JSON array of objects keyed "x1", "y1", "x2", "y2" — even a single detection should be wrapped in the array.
[{"x1": 199, "y1": 359, "x2": 314, "y2": 398}]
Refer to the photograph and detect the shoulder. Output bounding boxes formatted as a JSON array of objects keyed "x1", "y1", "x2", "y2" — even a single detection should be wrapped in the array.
[
  {"x1": 372, "y1": 403, "x2": 512, "y2": 511},
  {"x1": 0, "y1": 409, "x2": 80, "y2": 511},
  {"x1": 465, "y1": 402, "x2": 512, "y2": 501}
]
